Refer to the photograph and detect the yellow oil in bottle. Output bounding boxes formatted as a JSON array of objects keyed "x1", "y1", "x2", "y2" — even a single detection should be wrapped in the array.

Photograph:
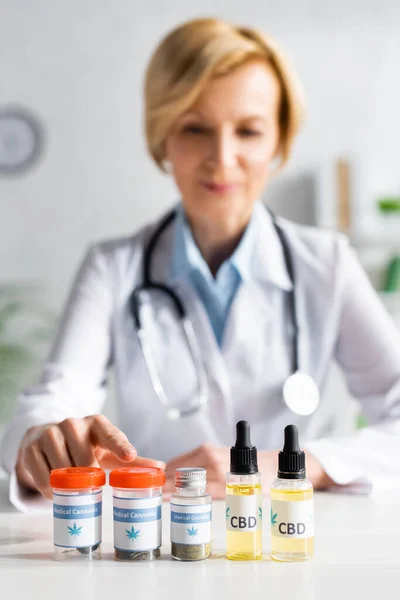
[
  {"x1": 270, "y1": 486, "x2": 314, "y2": 561},
  {"x1": 226, "y1": 483, "x2": 262, "y2": 561}
]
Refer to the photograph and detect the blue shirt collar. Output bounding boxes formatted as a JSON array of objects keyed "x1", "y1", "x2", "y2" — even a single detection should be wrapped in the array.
[
  {"x1": 170, "y1": 200, "x2": 293, "y2": 291},
  {"x1": 170, "y1": 203, "x2": 256, "y2": 285}
]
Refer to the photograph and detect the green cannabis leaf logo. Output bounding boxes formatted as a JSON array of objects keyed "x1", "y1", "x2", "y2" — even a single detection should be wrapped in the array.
[
  {"x1": 187, "y1": 526, "x2": 199, "y2": 537},
  {"x1": 270, "y1": 508, "x2": 278, "y2": 527},
  {"x1": 68, "y1": 522, "x2": 83, "y2": 537},
  {"x1": 126, "y1": 526, "x2": 140, "y2": 540},
  {"x1": 259, "y1": 507, "x2": 263, "y2": 520},
  {"x1": 226, "y1": 507, "x2": 230, "y2": 520}
]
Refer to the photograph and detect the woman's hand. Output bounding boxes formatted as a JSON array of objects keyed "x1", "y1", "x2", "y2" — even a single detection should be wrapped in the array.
[
  {"x1": 163, "y1": 445, "x2": 334, "y2": 498},
  {"x1": 261, "y1": 450, "x2": 334, "y2": 490},
  {"x1": 15, "y1": 415, "x2": 165, "y2": 499},
  {"x1": 304, "y1": 450, "x2": 335, "y2": 489},
  {"x1": 164, "y1": 444, "x2": 230, "y2": 498},
  {"x1": 164, "y1": 444, "x2": 278, "y2": 498}
]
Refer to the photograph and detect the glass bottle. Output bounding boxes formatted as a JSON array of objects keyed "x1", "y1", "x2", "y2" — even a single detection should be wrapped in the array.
[
  {"x1": 170, "y1": 467, "x2": 212, "y2": 561},
  {"x1": 50, "y1": 467, "x2": 106, "y2": 561},
  {"x1": 226, "y1": 421, "x2": 262, "y2": 560},
  {"x1": 110, "y1": 466, "x2": 166, "y2": 561},
  {"x1": 270, "y1": 424, "x2": 314, "y2": 562}
]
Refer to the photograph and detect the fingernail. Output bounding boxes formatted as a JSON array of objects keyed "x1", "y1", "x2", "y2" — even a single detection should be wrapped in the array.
[
  {"x1": 157, "y1": 461, "x2": 166, "y2": 469},
  {"x1": 123, "y1": 445, "x2": 136, "y2": 456}
]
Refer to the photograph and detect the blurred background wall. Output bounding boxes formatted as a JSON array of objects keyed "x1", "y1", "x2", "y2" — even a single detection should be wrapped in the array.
[{"x1": 1, "y1": 1, "x2": 399, "y2": 435}]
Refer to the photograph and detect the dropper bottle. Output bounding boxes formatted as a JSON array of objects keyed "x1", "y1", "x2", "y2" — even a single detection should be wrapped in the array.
[
  {"x1": 226, "y1": 420, "x2": 262, "y2": 560},
  {"x1": 270, "y1": 424, "x2": 314, "y2": 561}
]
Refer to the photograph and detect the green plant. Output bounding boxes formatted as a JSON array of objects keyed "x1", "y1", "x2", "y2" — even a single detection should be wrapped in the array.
[
  {"x1": 356, "y1": 412, "x2": 368, "y2": 429},
  {"x1": 0, "y1": 283, "x2": 54, "y2": 422},
  {"x1": 377, "y1": 197, "x2": 400, "y2": 213}
]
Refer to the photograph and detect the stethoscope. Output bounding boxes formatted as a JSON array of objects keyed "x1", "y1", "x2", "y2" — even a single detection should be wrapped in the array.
[{"x1": 130, "y1": 206, "x2": 320, "y2": 420}]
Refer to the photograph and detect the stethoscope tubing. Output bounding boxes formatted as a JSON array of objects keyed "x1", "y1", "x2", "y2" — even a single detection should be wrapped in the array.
[
  {"x1": 129, "y1": 204, "x2": 300, "y2": 418},
  {"x1": 131, "y1": 205, "x2": 299, "y2": 371}
]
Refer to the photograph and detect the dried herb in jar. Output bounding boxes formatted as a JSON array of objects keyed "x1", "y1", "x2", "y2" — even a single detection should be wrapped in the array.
[
  {"x1": 77, "y1": 543, "x2": 101, "y2": 555},
  {"x1": 170, "y1": 468, "x2": 212, "y2": 562},
  {"x1": 114, "y1": 548, "x2": 161, "y2": 561},
  {"x1": 110, "y1": 467, "x2": 165, "y2": 562},
  {"x1": 171, "y1": 542, "x2": 211, "y2": 561}
]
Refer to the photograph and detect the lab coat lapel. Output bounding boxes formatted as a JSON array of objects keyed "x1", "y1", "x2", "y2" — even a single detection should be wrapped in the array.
[
  {"x1": 148, "y1": 212, "x2": 232, "y2": 406},
  {"x1": 144, "y1": 205, "x2": 292, "y2": 433},
  {"x1": 222, "y1": 280, "x2": 274, "y2": 357},
  {"x1": 173, "y1": 280, "x2": 231, "y2": 400},
  {"x1": 221, "y1": 281, "x2": 275, "y2": 397},
  {"x1": 220, "y1": 205, "x2": 294, "y2": 427}
]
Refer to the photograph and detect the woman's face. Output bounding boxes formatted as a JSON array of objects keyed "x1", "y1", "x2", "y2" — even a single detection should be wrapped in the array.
[{"x1": 164, "y1": 60, "x2": 281, "y2": 225}]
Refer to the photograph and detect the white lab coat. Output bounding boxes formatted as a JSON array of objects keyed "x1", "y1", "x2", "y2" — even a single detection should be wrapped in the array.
[{"x1": 2, "y1": 205, "x2": 400, "y2": 511}]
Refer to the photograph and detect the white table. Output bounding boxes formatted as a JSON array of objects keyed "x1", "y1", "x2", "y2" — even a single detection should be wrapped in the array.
[{"x1": 0, "y1": 477, "x2": 399, "y2": 600}]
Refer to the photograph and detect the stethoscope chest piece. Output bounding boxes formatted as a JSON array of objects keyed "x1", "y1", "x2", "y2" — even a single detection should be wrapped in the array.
[{"x1": 283, "y1": 371, "x2": 320, "y2": 416}]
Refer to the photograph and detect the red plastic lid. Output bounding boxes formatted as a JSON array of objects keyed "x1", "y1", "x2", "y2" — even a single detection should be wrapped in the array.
[
  {"x1": 50, "y1": 467, "x2": 106, "y2": 490},
  {"x1": 109, "y1": 467, "x2": 166, "y2": 489}
]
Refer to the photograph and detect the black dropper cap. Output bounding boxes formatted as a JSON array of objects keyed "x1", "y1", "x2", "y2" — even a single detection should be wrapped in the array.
[
  {"x1": 230, "y1": 420, "x2": 258, "y2": 474},
  {"x1": 278, "y1": 424, "x2": 306, "y2": 479}
]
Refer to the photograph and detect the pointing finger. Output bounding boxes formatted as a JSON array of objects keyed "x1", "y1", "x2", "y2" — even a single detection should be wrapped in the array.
[
  {"x1": 98, "y1": 451, "x2": 165, "y2": 471},
  {"x1": 89, "y1": 416, "x2": 137, "y2": 461}
]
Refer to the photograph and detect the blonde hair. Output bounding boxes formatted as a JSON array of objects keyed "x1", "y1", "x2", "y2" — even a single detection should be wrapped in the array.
[{"x1": 144, "y1": 17, "x2": 305, "y2": 172}]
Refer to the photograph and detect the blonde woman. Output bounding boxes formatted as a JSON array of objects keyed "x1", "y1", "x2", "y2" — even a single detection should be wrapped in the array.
[{"x1": 3, "y1": 17, "x2": 400, "y2": 510}]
